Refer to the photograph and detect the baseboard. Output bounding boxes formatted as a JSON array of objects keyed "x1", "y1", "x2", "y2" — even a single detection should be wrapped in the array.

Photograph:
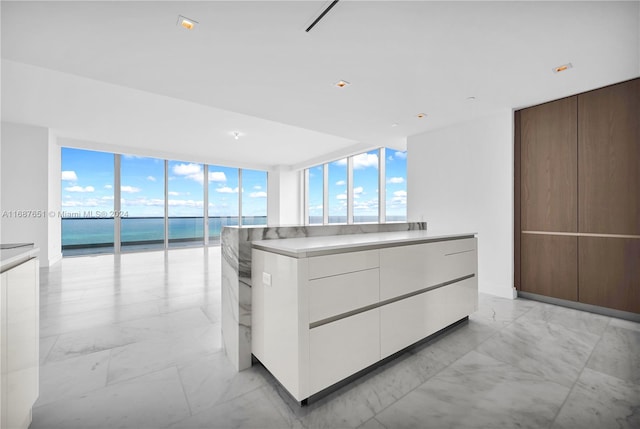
[{"x1": 518, "y1": 291, "x2": 640, "y2": 323}]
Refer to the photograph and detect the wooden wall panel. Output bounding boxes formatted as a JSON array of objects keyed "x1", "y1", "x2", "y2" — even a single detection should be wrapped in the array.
[
  {"x1": 521, "y1": 234, "x2": 578, "y2": 301},
  {"x1": 579, "y1": 237, "x2": 640, "y2": 313},
  {"x1": 578, "y1": 79, "x2": 640, "y2": 235},
  {"x1": 514, "y1": 111, "x2": 521, "y2": 290},
  {"x1": 521, "y1": 96, "x2": 578, "y2": 232}
]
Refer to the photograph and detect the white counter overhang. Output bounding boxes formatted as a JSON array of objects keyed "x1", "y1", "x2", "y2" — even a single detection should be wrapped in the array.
[{"x1": 252, "y1": 230, "x2": 477, "y2": 258}]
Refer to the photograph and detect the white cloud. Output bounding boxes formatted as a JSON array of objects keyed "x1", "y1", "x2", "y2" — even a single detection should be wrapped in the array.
[
  {"x1": 121, "y1": 185, "x2": 141, "y2": 193},
  {"x1": 388, "y1": 155, "x2": 394, "y2": 162},
  {"x1": 354, "y1": 186, "x2": 364, "y2": 195},
  {"x1": 336, "y1": 194, "x2": 347, "y2": 200},
  {"x1": 61, "y1": 171, "x2": 78, "y2": 181},
  {"x1": 249, "y1": 191, "x2": 267, "y2": 198},
  {"x1": 104, "y1": 184, "x2": 113, "y2": 190},
  {"x1": 391, "y1": 190, "x2": 407, "y2": 206},
  {"x1": 253, "y1": 185, "x2": 262, "y2": 190},
  {"x1": 333, "y1": 159, "x2": 347, "y2": 167},
  {"x1": 394, "y1": 151, "x2": 407, "y2": 160},
  {"x1": 101, "y1": 196, "x2": 114, "y2": 201},
  {"x1": 168, "y1": 191, "x2": 180, "y2": 196},
  {"x1": 65, "y1": 185, "x2": 95, "y2": 193},
  {"x1": 172, "y1": 163, "x2": 201, "y2": 176},
  {"x1": 173, "y1": 163, "x2": 205, "y2": 183},
  {"x1": 335, "y1": 180, "x2": 346, "y2": 186},
  {"x1": 353, "y1": 153, "x2": 379, "y2": 169},
  {"x1": 168, "y1": 199, "x2": 204, "y2": 208},
  {"x1": 147, "y1": 176, "x2": 156, "y2": 182},
  {"x1": 387, "y1": 177, "x2": 405, "y2": 184},
  {"x1": 121, "y1": 197, "x2": 164, "y2": 207},
  {"x1": 216, "y1": 187, "x2": 239, "y2": 194},
  {"x1": 208, "y1": 171, "x2": 227, "y2": 182}
]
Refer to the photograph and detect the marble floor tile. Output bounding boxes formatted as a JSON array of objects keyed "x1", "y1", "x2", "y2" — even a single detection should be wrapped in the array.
[
  {"x1": 413, "y1": 318, "x2": 498, "y2": 367},
  {"x1": 37, "y1": 349, "x2": 111, "y2": 407},
  {"x1": 609, "y1": 317, "x2": 640, "y2": 333},
  {"x1": 552, "y1": 367, "x2": 640, "y2": 429},
  {"x1": 177, "y1": 351, "x2": 266, "y2": 415},
  {"x1": 31, "y1": 366, "x2": 191, "y2": 429},
  {"x1": 107, "y1": 323, "x2": 221, "y2": 385},
  {"x1": 375, "y1": 351, "x2": 571, "y2": 429},
  {"x1": 476, "y1": 317, "x2": 600, "y2": 387},
  {"x1": 39, "y1": 335, "x2": 58, "y2": 365},
  {"x1": 587, "y1": 324, "x2": 640, "y2": 384},
  {"x1": 471, "y1": 294, "x2": 538, "y2": 330},
  {"x1": 357, "y1": 417, "x2": 388, "y2": 429},
  {"x1": 169, "y1": 386, "x2": 304, "y2": 429},
  {"x1": 45, "y1": 324, "x2": 140, "y2": 363},
  {"x1": 519, "y1": 300, "x2": 611, "y2": 337}
]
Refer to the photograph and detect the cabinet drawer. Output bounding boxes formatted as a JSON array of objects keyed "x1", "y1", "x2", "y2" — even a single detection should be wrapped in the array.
[
  {"x1": 309, "y1": 268, "x2": 379, "y2": 324},
  {"x1": 380, "y1": 277, "x2": 477, "y2": 358},
  {"x1": 309, "y1": 308, "x2": 380, "y2": 394},
  {"x1": 308, "y1": 249, "x2": 379, "y2": 280},
  {"x1": 380, "y1": 238, "x2": 476, "y2": 300}
]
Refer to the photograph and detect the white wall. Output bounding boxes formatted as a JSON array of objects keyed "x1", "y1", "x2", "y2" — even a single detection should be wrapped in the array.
[
  {"x1": 1, "y1": 122, "x2": 61, "y2": 266},
  {"x1": 47, "y1": 131, "x2": 62, "y2": 265},
  {"x1": 267, "y1": 168, "x2": 302, "y2": 226},
  {"x1": 407, "y1": 110, "x2": 515, "y2": 299}
]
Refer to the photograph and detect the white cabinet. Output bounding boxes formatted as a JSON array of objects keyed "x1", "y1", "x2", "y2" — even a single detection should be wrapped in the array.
[
  {"x1": 1, "y1": 257, "x2": 39, "y2": 429},
  {"x1": 251, "y1": 235, "x2": 477, "y2": 402}
]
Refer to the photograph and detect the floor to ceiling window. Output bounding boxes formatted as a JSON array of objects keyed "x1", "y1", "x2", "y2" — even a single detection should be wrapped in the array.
[
  {"x1": 352, "y1": 150, "x2": 379, "y2": 223},
  {"x1": 241, "y1": 169, "x2": 268, "y2": 226},
  {"x1": 385, "y1": 149, "x2": 407, "y2": 221},
  {"x1": 61, "y1": 148, "x2": 115, "y2": 256},
  {"x1": 120, "y1": 155, "x2": 165, "y2": 252},
  {"x1": 328, "y1": 158, "x2": 348, "y2": 224},
  {"x1": 304, "y1": 147, "x2": 406, "y2": 225},
  {"x1": 167, "y1": 161, "x2": 204, "y2": 248},
  {"x1": 208, "y1": 165, "x2": 239, "y2": 244},
  {"x1": 62, "y1": 147, "x2": 268, "y2": 255},
  {"x1": 307, "y1": 165, "x2": 324, "y2": 224}
]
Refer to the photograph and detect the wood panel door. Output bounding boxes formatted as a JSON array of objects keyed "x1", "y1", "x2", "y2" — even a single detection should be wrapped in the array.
[
  {"x1": 579, "y1": 237, "x2": 640, "y2": 313},
  {"x1": 521, "y1": 234, "x2": 578, "y2": 301},
  {"x1": 521, "y1": 96, "x2": 578, "y2": 232},
  {"x1": 578, "y1": 78, "x2": 640, "y2": 235}
]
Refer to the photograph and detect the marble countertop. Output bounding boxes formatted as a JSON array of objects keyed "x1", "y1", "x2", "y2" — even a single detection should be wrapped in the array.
[
  {"x1": 1, "y1": 243, "x2": 39, "y2": 273},
  {"x1": 252, "y1": 230, "x2": 477, "y2": 258}
]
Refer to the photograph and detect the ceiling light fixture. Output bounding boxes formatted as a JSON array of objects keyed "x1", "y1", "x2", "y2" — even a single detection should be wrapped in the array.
[
  {"x1": 417, "y1": 113, "x2": 427, "y2": 119},
  {"x1": 177, "y1": 15, "x2": 198, "y2": 30},
  {"x1": 391, "y1": 123, "x2": 399, "y2": 128},
  {"x1": 466, "y1": 96, "x2": 476, "y2": 101},
  {"x1": 335, "y1": 80, "x2": 350, "y2": 88},
  {"x1": 233, "y1": 132, "x2": 240, "y2": 140},
  {"x1": 553, "y1": 63, "x2": 573, "y2": 73}
]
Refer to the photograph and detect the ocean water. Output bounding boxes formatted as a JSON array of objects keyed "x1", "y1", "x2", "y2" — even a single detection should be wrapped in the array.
[{"x1": 61, "y1": 217, "x2": 266, "y2": 248}]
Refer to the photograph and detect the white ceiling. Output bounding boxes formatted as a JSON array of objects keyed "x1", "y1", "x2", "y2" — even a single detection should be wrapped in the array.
[{"x1": 2, "y1": 1, "x2": 639, "y2": 169}]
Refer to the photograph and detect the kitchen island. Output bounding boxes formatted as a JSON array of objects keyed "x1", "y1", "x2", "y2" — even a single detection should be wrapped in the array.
[{"x1": 251, "y1": 231, "x2": 478, "y2": 403}]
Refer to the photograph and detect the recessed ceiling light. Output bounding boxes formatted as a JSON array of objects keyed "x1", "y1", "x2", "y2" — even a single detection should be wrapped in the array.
[
  {"x1": 553, "y1": 63, "x2": 573, "y2": 73},
  {"x1": 177, "y1": 15, "x2": 198, "y2": 30},
  {"x1": 334, "y1": 80, "x2": 350, "y2": 88},
  {"x1": 391, "y1": 123, "x2": 399, "y2": 128},
  {"x1": 417, "y1": 113, "x2": 427, "y2": 119},
  {"x1": 232, "y1": 132, "x2": 240, "y2": 140},
  {"x1": 466, "y1": 96, "x2": 476, "y2": 101}
]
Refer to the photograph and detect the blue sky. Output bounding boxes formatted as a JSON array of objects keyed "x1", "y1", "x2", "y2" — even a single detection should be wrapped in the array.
[
  {"x1": 308, "y1": 149, "x2": 407, "y2": 221},
  {"x1": 61, "y1": 148, "x2": 267, "y2": 217}
]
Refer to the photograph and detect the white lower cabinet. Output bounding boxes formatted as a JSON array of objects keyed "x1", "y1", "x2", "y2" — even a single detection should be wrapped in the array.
[
  {"x1": 252, "y1": 236, "x2": 477, "y2": 402},
  {"x1": 309, "y1": 308, "x2": 380, "y2": 393},
  {"x1": 1, "y1": 257, "x2": 39, "y2": 429},
  {"x1": 380, "y1": 277, "x2": 477, "y2": 358}
]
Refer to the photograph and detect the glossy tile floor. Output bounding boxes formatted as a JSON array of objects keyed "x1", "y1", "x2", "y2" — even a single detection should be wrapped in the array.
[{"x1": 34, "y1": 248, "x2": 640, "y2": 429}]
